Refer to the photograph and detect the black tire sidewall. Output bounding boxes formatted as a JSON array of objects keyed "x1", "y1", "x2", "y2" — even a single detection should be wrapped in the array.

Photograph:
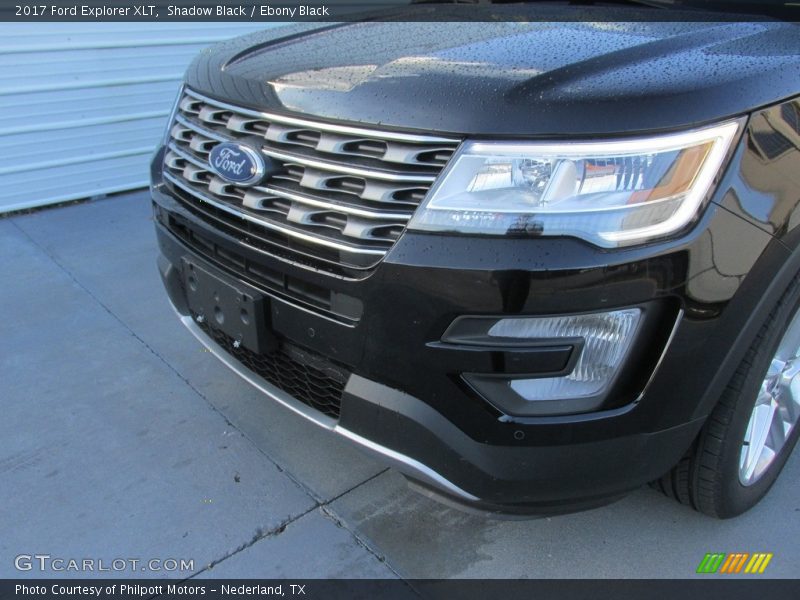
[{"x1": 710, "y1": 282, "x2": 800, "y2": 517}]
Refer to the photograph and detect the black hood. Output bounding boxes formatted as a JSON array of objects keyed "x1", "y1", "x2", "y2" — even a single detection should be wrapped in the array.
[{"x1": 184, "y1": 14, "x2": 800, "y2": 136}]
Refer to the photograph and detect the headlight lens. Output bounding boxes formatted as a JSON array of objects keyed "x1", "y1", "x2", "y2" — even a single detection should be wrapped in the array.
[{"x1": 408, "y1": 121, "x2": 740, "y2": 247}]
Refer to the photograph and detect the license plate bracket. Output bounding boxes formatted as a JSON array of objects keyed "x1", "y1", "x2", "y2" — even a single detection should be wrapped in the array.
[{"x1": 181, "y1": 258, "x2": 272, "y2": 354}]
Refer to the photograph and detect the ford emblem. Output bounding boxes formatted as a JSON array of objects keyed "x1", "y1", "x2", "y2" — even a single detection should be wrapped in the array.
[{"x1": 208, "y1": 142, "x2": 271, "y2": 186}]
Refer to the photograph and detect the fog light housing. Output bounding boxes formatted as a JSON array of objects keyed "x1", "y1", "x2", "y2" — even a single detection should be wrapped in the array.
[{"x1": 461, "y1": 308, "x2": 642, "y2": 416}]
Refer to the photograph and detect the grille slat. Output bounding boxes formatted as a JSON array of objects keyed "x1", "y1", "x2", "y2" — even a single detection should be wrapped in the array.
[
  {"x1": 168, "y1": 143, "x2": 413, "y2": 221},
  {"x1": 182, "y1": 88, "x2": 458, "y2": 145},
  {"x1": 259, "y1": 144, "x2": 438, "y2": 182},
  {"x1": 165, "y1": 152, "x2": 411, "y2": 245},
  {"x1": 175, "y1": 113, "x2": 440, "y2": 182},
  {"x1": 164, "y1": 171, "x2": 388, "y2": 257},
  {"x1": 258, "y1": 185, "x2": 411, "y2": 221},
  {"x1": 163, "y1": 88, "x2": 460, "y2": 271}
]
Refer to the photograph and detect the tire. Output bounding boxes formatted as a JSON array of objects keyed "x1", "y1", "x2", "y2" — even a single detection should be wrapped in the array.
[{"x1": 653, "y1": 273, "x2": 800, "y2": 518}]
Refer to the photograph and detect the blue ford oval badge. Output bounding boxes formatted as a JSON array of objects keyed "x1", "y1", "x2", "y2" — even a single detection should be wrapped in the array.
[{"x1": 208, "y1": 142, "x2": 268, "y2": 186}]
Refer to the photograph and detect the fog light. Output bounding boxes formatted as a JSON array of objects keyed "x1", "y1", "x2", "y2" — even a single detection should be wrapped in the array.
[
  {"x1": 491, "y1": 309, "x2": 641, "y2": 401},
  {"x1": 462, "y1": 308, "x2": 642, "y2": 416}
]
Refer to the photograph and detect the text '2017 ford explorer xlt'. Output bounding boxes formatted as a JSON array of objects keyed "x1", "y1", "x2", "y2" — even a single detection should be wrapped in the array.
[{"x1": 151, "y1": 6, "x2": 800, "y2": 518}]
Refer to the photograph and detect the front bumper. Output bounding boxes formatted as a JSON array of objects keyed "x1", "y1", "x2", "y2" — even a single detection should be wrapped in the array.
[
  {"x1": 161, "y1": 284, "x2": 701, "y2": 516},
  {"x1": 151, "y1": 133, "x2": 789, "y2": 513}
]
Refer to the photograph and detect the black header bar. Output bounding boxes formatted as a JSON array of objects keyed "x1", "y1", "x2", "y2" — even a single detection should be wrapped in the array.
[
  {"x1": 1, "y1": 0, "x2": 798, "y2": 22},
  {"x1": 2, "y1": 579, "x2": 800, "y2": 600}
]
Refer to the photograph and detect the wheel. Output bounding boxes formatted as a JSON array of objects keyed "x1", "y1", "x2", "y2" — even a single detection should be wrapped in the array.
[{"x1": 654, "y1": 274, "x2": 800, "y2": 517}]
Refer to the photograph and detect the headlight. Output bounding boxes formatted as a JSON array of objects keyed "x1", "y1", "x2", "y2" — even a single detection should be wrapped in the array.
[{"x1": 408, "y1": 120, "x2": 740, "y2": 247}]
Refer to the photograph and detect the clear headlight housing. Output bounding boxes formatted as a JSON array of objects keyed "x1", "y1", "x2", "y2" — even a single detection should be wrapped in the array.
[{"x1": 409, "y1": 121, "x2": 740, "y2": 247}]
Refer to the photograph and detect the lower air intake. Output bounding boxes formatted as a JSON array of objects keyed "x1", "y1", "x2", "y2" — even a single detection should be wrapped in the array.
[{"x1": 196, "y1": 315, "x2": 348, "y2": 419}]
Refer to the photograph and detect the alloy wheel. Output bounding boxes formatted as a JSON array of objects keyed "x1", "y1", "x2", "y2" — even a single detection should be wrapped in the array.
[{"x1": 739, "y1": 310, "x2": 800, "y2": 485}]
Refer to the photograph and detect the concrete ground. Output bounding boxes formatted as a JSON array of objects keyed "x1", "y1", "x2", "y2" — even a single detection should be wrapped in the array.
[{"x1": 2, "y1": 190, "x2": 798, "y2": 580}]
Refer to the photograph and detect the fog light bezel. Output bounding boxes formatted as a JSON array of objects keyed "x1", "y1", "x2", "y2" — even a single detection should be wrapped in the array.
[{"x1": 447, "y1": 307, "x2": 648, "y2": 417}]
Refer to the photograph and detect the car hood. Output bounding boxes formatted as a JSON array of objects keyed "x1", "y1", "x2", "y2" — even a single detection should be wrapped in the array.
[{"x1": 184, "y1": 14, "x2": 800, "y2": 136}]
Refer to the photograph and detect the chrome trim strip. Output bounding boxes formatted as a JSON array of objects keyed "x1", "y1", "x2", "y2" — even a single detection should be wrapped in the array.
[
  {"x1": 179, "y1": 315, "x2": 336, "y2": 429},
  {"x1": 167, "y1": 143, "x2": 208, "y2": 169},
  {"x1": 333, "y1": 427, "x2": 480, "y2": 502},
  {"x1": 174, "y1": 113, "x2": 437, "y2": 184},
  {"x1": 184, "y1": 87, "x2": 460, "y2": 144},
  {"x1": 259, "y1": 147, "x2": 437, "y2": 184},
  {"x1": 639, "y1": 309, "x2": 684, "y2": 400},
  {"x1": 259, "y1": 185, "x2": 411, "y2": 222},
  {"x1": 166, "y1": 144, "x2": 410, "y2": 222},
  {"x1": 163, "y1": 172, "x2": 387, "y2": 257},
  {"x1": 161, "y1": 84, "x2": 185, "y2": 146},
  {"x1": 177, "y1": 314, "x2": 479, "y2": 503},
  {"x1": 174, "y1": 114, "x2": 230, "y2": 142}
]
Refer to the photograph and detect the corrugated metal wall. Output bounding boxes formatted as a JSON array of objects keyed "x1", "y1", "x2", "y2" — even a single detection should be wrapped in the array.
[{"x1": 0, "y1": 23, "x2": 278, "y2": 213}]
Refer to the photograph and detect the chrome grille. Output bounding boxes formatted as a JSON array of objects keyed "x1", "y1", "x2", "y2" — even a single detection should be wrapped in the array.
[{"x1": 162, "y1": 88, "x2": 460, "y2": 271}]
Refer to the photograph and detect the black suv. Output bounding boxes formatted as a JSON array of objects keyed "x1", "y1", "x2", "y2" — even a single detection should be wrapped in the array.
[{"x1": 151, "y1": 9, "x2": 800, "y2": 517}]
